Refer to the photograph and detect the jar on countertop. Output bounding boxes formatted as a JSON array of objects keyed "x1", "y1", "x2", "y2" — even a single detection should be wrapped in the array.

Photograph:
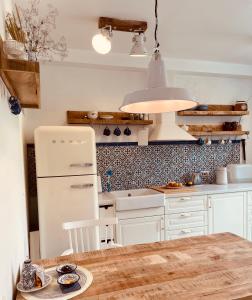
[
  {"x1": 21, "y1": 259, "x2": 36, "y2": 290},
  {"x1": 216, "y1": 167, "x2": 228, "y2": 185},
  {"x1": 234, "y1": 100, "x2": 248, "y2": 111}
]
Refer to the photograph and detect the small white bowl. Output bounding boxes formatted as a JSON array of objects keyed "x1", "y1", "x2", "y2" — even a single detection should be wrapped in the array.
[{"x1": 57, "y1": 273, "x2": 80, "y2": 288}]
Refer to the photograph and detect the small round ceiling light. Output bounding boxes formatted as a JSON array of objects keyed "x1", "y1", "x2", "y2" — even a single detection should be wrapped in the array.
[
  {"x1": 130, "y1": 32, "x2": 148, "y2": 57},
  {"x1": 92, "y1": 26, "x2": 112, "y2": 54}
]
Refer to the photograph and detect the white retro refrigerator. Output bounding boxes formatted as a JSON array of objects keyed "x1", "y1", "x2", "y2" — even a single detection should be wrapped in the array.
[{"x1": 34, "y1": 126, "x2": 99, "y2": 259}]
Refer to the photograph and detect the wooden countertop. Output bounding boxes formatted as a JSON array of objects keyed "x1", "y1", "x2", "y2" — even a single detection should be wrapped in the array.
[{"x1": 17, "y1": 233, "x2": 252, "y2": 300}]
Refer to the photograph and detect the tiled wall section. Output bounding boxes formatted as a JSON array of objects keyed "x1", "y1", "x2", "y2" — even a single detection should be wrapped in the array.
[
  {"x1": 26, "y1": 142, "x2": 240, "y2": 231},
  {"x1": 27, "y1": 142, "x2": 240, "y2": 196},
  {"x1": 97, "y1": 143, "x2": 240, "y2": 191}
]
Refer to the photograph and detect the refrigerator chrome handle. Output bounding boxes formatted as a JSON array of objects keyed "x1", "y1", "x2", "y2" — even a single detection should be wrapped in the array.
[
  {"x1": 70, "y1": 183, "x2": 94, "y2": 189},
  {"x1": 70, "y1": 163, "x2": 93, "y2": 168}
]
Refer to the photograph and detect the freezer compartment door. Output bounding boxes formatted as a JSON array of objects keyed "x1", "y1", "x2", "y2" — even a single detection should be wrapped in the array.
[
  {"x1": 35, "y1": 126, "x2": 97, "y2": 177},
  {"x1": 37, "y1": 175, "x2": 99, "y2": 259}
]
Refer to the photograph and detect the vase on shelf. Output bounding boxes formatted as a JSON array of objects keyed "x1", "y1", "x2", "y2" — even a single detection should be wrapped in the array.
[
  {"x1": 26, "y1": 50, "x2": 38, "y2": 61},
  {"x1": 3, "y1": 39, "x2": 25, "y2": 59}
]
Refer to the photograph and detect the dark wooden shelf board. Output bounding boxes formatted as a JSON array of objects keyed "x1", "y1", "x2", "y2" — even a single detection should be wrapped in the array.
[
  {"x1": 67, "y1": 111, "x2": 153, "y2": 125},
  {"x1": 177, "y1": 110, "x2": 249, "y2": 116},
  {"x1": 98, "y1": 17, "x2": 147, "y2": 32},
  {"x1": 189, "y1": 130, "x2": 249, "y2": 136},
  {"x1": 0, "y1": 36, "x2": 40, "y2": 108}
]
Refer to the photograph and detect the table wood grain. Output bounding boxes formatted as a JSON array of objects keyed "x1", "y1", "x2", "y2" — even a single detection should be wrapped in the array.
[{"x1": 17, "y1": 233, "x2": 252, "y2": 299}]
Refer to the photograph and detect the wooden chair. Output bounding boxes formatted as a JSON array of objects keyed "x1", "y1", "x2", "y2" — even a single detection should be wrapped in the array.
[{"x1": 61, "y1": 217, "x2": 121, "y2": 255}]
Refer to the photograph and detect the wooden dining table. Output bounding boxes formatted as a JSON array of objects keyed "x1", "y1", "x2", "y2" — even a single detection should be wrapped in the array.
[{"x1": 17, "y1": 233, "x2": 252, "y2": 300}]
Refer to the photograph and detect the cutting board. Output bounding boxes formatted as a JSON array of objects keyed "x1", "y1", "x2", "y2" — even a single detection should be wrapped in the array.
[{"x1": 150, "y1": 185, "x2": 198, "y2": 194}]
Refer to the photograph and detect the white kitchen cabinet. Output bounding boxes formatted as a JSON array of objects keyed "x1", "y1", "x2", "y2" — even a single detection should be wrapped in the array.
[
  {"x1": 247, "y1": 191, "x2": 252, "y2": 241},
  {"x1": 99, "y1": 204, "x2": 115, "y2": 246},
  {"x1": 208, "y1": 192, "x2": 246, "y2": 238},
  {"x1": 117, "y1": 215, "x2": 165, "y2": 246}
]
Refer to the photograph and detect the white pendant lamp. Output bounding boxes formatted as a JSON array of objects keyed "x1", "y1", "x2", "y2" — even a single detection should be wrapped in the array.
[{"x1": 120, "y1": 0, "x2": 198, "y2": 113}]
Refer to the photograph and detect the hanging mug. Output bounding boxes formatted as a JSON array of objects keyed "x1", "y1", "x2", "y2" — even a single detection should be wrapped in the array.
[
  {"x1": 197, "y1": 138, "x2": 205, "y2": 146},
  {"x1": 8, "y1": 96, "x2": 22, "y2": 115},
  {"x1": 114, "y1": 126, "x2": 121, "y2": 136},
  {"x1": 124, "y1": 127, "x2": 131, "y2": 136},
  {"x1": 103, "y1": 126, "x2": 111, "y2": 136}
]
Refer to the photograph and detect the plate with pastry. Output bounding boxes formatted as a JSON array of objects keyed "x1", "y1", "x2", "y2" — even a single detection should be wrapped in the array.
[
  {"x1": 16, "y1": 273, "x2": 52, "y2": 293},
  {"x1": 166, "y1": 181, "x2": 183, "y2": 189}
]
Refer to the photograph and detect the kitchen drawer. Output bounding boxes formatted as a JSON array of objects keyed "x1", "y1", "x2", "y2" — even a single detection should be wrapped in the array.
[
  {"x1": 117, "y1": 207, "x2": 164, "y2": 220},
  {"x1": 165, "y1": 211, "x2": 207, "y2": 231},
  {"x1": 165, "y1": 226, "x2": 208, "y2": 240},
  {"x1": 99, "y1": 204, "x2": 115, "y2": 218},
  {"x1": 165, "y1": 195, "x2": 207, "y2": 214}
]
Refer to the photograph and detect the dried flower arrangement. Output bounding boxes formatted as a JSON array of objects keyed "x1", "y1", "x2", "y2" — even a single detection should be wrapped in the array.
[
  {"x1": 5, "y1": 0, "x2": 67, "y2": 61},
  {"x1": 5, "y1": 5, "x2": 26, "y2": 43}
]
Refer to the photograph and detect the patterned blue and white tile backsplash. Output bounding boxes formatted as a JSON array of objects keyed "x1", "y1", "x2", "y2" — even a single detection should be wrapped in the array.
[
  {"x1": 26, "y1": 142, "x2": 240, "y2": 231},
  {"x1": 27, "y1": 142, "x2": 240, "y2": 194},
  {"x1": 96, "y1": 142, "x2": 240, "y2": 191}
]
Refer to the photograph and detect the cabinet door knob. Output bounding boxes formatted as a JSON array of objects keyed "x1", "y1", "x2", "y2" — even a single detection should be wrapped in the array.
[
  {"x1": 180, "y1": 213, "x2": 191, "y2": 218},
  {"x1": 180, "y1": 197, "x2": 191, "y2": 201},
  {"x1": 181, "y1": 229, "x2": 192, "y2": 234}
]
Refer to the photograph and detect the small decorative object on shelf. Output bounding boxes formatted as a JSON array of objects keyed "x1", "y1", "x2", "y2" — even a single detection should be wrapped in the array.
[
  {"x1": 6, "y1": 1, "x2": 68, "y2": 61},
  {"x1": 234, "y1": 100, "x2": 248, "y2": 111},
  {"x1": 223, "y1": 122, "x2": 239, "y2": 131},
  {"x1": 4, "y1": 6, "x2": 26, "y2": 59},
  {"x1": 196, "y1": 104, "x2": 208, "y2": 111},
  {"x1": 3, "y1": 39, "x2": 24, "y2": 59},
  {"x1": 20, "y1": 259, "x2": 36, "y2": 290},
  {"x1": 8, "y1": 96, "x2": 22, "y2": 115},
  {"x1": 87, "y1": 111, "x2": 98, "y2": 119}
]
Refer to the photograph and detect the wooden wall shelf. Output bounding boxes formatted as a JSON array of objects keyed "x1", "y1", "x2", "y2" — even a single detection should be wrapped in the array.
[
  {"x1": 182, "y1": 124, "x2": 249, "y2": 137},
  {"x1": 188, "y1": 130, "x2": 249, "y2": 137},
  {"x1": 67, "y1": 111, "x2": 153, "y2": 125},
  {"x1": 0, "y1": 36, "x2": 40, "y2": 108},
  {"x1": 177, "y1": 104, "x2": 249, "y2": 116},
  {"x1": 178, "y1": 111, "x2": 249, "y2": 116}
]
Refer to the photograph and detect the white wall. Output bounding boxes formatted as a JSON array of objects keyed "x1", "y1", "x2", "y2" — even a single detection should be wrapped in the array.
[
  {"x1": 23, "y1": 62, "x2": 252, "y2": 161},
  {"x1": 0, "y1": 1, "x2": 28, "y2": 299},
  {"x1": 23, "y1": 63, "x2": 148, "y2": 143}
]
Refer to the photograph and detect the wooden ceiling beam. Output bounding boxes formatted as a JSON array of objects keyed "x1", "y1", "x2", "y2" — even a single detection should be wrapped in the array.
[{"x1": 98, "y1": 17, "x2": 147, "y2": 32}]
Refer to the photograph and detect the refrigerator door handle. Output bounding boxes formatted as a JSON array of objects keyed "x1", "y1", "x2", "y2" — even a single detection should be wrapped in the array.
[
  {"x1": 70, "y1": 183, "x2": 94, "y2": 189},
  {"x1": 70, "y1": 163, "x2": 93, "y2": 168}
]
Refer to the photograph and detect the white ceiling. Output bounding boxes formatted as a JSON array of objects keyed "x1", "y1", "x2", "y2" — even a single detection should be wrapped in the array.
[{"x1": 15, "y1": 0, "x2": 252, "y2": 64}]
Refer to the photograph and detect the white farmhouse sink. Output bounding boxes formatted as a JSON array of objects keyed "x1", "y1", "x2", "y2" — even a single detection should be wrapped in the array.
[{"x1": 110, "y1": 188, "x2": 165, "y2": 211}]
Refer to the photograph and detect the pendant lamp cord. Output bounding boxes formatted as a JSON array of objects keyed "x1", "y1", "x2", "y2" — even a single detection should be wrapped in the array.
[{"x1": 154, "y1": 0, "x2": 160, "y2": 53}]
